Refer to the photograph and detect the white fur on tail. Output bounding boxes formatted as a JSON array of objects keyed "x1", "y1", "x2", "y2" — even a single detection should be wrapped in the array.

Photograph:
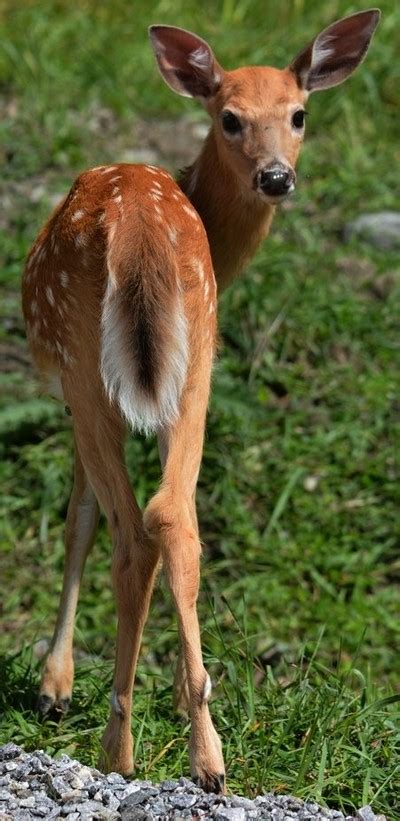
[{"x1": 100, "y1": 279, "x2": 189, "y2": 436}]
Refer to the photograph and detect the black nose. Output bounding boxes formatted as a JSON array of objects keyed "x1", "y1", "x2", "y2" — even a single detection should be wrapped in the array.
[{"x1": 257, "y1": 166, "x2": 295, "y2": 197}]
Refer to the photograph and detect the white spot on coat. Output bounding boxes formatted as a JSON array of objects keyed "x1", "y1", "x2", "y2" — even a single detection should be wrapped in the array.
[
  {"x1": 75, "y1": 233, "x2": 87, "y2": 248},
  {"x1": 71, "y1": 209, "x2": 85, "y2": 222},
  {"x1": 46, "y1": 286, "x2": 55, "y2": 306},
  {"x1": 168, "y1": 226, "x2": 178, "y2": 245},
  {"x1": 183, "y1": 203, "x2": 198, "y2": 221},
  {"x1": 194, "y1": 259, "x2": 205, "y2": 282}
]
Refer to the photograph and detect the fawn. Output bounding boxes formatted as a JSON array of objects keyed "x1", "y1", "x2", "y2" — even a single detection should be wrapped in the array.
[{"x1": 22, "y1": 9, "x2": 379, "y2": 792}]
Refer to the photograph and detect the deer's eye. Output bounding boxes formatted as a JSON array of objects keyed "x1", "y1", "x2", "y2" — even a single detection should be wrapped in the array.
[
  {"x1": 221, "y1": 110, "x2": 242, "y2": 135},
  {"x1": 292, "y1": 109, "x2": 306, "y2": 129}
]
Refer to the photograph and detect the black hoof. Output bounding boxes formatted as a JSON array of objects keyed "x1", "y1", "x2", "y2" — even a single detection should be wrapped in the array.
[
  {"x1": 192, "y1": 772, "x2": 225, "y2": 794},
  {"x1": 55, "y1": 697, "x2": 71, "y2": 715},
  {"x1": 37, "y1": 695, "x2": 71, "y2": 720},
  {"x1": 37, "y1": 694, "x2": 54, "y2": 717}
]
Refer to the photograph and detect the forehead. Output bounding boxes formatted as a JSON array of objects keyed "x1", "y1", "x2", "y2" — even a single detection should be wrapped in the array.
[{"x1": 216, "y1": 66, "x2": 304, "y2": 114}]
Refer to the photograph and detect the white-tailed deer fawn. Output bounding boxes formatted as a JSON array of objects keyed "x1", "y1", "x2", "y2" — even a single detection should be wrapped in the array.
[
  {"x1": 22, "y1": 9, "x2": 379, "y2": 792},
  {"x1": 22, "y1": 168, "x2": 222, "y2": 789}
]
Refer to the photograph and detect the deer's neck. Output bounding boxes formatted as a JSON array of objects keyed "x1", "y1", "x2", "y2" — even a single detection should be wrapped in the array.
[{"x1": 179, "y1": 129, "x2": 275, "y2": 291}]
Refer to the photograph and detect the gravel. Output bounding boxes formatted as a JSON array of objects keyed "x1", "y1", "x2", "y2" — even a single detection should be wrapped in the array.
[{"x1": 0, "y1": 744, "x2": 386, "y2": 821}]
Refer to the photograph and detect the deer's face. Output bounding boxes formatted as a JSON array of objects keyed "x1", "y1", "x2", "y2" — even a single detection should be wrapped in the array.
[
  {"x1": 149, "y1": 11, "x2": 380, "y2": 202},
  {"x1": 207, "y1": 67, "x2": 308, "y2": 202}
]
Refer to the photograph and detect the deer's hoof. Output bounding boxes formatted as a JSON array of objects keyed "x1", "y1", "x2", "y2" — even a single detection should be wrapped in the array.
[
  {"x1": 192, "y1": 772, "x2": 225, "y2": 794},
  {"x1": 37, "y1": 694, "x2": 71, "y2": 719}
]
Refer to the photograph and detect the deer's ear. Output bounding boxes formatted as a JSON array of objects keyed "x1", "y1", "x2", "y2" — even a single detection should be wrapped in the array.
[
  {"x1": 290, "y1": 9, "x2": 381, "y2": 92},
  {"x1": 149, "y1": 25, "x2": 223, "y2": 99}
]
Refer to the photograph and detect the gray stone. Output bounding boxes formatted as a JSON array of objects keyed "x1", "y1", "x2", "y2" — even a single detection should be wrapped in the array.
[
  {"x1": 101, "y1": 790, "x2": 120, "y2": 810},
  {"x1": 344, "y1": 212, "x2": 400, "y2": 251},
  {"x1": 215, "y1": 808, "x2": 246, "y2": 821},
  {"x1": 19, "y1": 797, "x2": 36, "y2": 808},
  {"x1": 46, "y1": 775, "x2": 73, "y2": 799},
  {"x1": 60, "y1": 790, "x2": 85, "y2": 805},
  {"x1": 178, "y1": 776, "x2": 198, "y2": 791},
  {"x1": 147, "y1": 799, "x2": 167, "y2": 814},
  {"x1": 160, "y1": 779, "x2": 180, "y2": 792},
  {"x1": 119, "y1": 789, "x2": 150, "y2": 808},
  {"x1": 4, "y1": 763, "x2": 18, "y2": 773},
  {"x1": 68, "y1": 776, "x2": 84, "y2": 790},
  {"x1": 230, "y1": 795, "x2": 256, "y2": 809},
  {"x1": 170, "y1": 793, "x2": 197, "y2": 809},
  {"x1": 0, "y1": 745, "x2": 22, "y2": 763},
  {"x1": 105, "y1": 772, "x2": 126, "y2": 785},
  {"x1": 119, "y1": 808, "x2": 153, "y2": 821},
  {"x1": 0, "y1": 745, "x2": 388, "y2": 820},
  {"x1": 355, "y1": 809, "x2": 378, "y2": 821}
]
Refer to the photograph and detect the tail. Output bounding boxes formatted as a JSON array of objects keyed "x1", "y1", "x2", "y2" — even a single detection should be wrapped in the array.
[{"x1": 100, "y1": 229, "x2": 188, "y2": 435}]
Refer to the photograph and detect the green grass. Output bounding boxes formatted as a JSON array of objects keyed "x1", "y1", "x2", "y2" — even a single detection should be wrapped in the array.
[{"x1": 1, "y1": 1, "x2": 400, "y2": 816}]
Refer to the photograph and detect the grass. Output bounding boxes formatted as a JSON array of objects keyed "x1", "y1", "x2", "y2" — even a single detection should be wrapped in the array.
[{"x1": 0, "y1": 0, "x2": 400, "y2": 816}]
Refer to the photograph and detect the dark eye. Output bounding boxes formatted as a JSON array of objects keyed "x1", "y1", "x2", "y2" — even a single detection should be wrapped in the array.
[
  {"x1": 221, "y1": 110, "x2": 242, "y2": 134},
  {"x1": 292, "y1": 109, "x2": 305, "y2": 129}
]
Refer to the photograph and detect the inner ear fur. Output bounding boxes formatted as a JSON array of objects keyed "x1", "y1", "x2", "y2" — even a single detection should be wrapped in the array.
[
  {"x1": 149, "y1": 25, "x2": 224, "y2": 99},
  {"x1": 289, "y1": 9, "x2": 381, "y2": 92}
]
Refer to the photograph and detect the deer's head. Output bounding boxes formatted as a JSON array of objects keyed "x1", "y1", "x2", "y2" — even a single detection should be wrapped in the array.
[{"x1": 149, "y1": 10, "x2": 380, "y2": 204}]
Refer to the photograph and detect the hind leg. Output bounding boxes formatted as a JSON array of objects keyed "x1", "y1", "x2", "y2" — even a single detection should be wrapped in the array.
[
  {"x1": 38, "y1": 440, "x2": 99, "y2": 716},
  {"x1": 67, "y1": 381, "x2": 161, "y2": 775}
]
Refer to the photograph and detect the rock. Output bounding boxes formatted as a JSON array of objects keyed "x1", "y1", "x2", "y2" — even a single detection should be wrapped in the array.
[
  {"x1": 160, "y1": 779, "x2": 180, "y2": 792},
  {"x1": 19, "y1": 796, "x2": 36, "y2": 807},
  {"x1": 170, "y1": 792, "x2": 197, "y2": 809},
  {"x1": 3, "y1": 764, "x2": 17, "y2": 773},
  {"x1": 215, "y1": 808, "x2": 246, "y2": 821},
  {"x1": 230, "y1": 796, "x2": 257, "y2": 809},
  {"x1": 355, "y1": 808, "x2": 381, "y2": 821},
  {"x1": 0, "y1": 745, "x2": 21, "y2": 763},
  {"x1": 119, "y1": 808, "x2": 152, "y2": 821},
  {"x1": 119, "y1": 789, "x2": 151, "y2": 809},
  {"x1": 0, "y1": 745, "x2": 388, "y2": 820},
  {"x1": 344, "y1": 212, "x2": 400, "y2": 251}
]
